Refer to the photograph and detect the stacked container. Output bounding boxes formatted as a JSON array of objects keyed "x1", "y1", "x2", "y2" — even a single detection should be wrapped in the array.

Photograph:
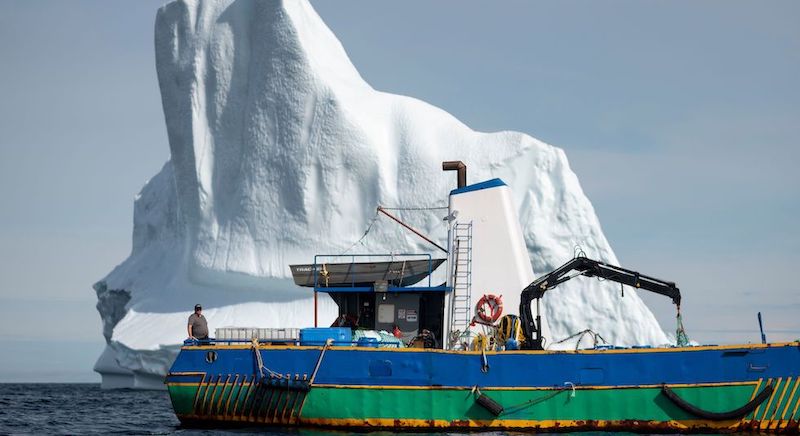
[{"x1": 215, "y1": 327, "x2": 300, "y2": 341}]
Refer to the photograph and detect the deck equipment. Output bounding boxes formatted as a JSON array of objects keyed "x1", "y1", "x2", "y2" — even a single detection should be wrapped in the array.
[{"x1": 519, "y1": 255, "x2": 681, "y2": 350}]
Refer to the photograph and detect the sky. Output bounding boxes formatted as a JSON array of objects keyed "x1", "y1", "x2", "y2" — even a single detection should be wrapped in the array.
[{"x1": 0, "y1": 0, "x2": 797, "y2": 382}]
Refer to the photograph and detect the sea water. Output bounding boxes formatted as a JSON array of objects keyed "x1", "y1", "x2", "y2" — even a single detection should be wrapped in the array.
[{"x1": 0, "y1": 384, "x2": 182, "y2": 435}]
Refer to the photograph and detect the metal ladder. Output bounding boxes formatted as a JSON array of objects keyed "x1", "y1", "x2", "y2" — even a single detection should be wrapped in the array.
[{"x1": 449, "y1": 222, "x2": 473, "y2": 340}]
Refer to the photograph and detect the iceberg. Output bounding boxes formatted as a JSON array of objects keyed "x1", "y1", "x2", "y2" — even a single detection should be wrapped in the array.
[{"x1": 94, "y1": 0, "x2": 670, "y2": 389}]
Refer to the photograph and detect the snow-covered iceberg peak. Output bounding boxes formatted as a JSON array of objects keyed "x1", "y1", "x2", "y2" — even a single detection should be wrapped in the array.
[
  {"x1": 154, "y1": 0, "x2": 393, "y2": 287},
  {"x1": 95, "y1": 0, "x2": 670, "y2": 388}
]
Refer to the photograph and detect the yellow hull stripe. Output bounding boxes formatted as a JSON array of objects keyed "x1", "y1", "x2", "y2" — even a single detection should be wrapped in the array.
[
  {"x1": 223, "y1": 374, "x2": 239, "y2": 416},
  {"x1": 780, "y1": 378, "x2": 797, "y2": 428},
  {"x1": 742, "y1": 378, "x2": 763, "y2": 423},
  {"x1": 768, "y1": 376, "x2": 791, "y2": 429},
  {"x1": 166, "y1": 380, "x2": 756, "y2": 390},
  {"x1": 791, "y1": 376, "x2": 800, "y2": 421},
  {"x1": 753, "y1": 377, "x2": 774, "y2": 421},
  {"x1": 178, "y1": 415, "x2": 749, "y2": 431},
  {"x1": 758, "y1": 377, "x2": 783, "y2": 430}
]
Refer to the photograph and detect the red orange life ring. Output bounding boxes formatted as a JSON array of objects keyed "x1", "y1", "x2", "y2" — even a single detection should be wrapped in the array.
[{"x1": 472, "y1": 294, "x2": 503, "y2": 325}]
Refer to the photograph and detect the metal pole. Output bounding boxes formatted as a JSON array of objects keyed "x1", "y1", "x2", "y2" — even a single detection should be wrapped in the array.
[
  {"x1": 377, "y1": 206, "x2": 448, "y2": 253},
  {"x1": 313, "y1": 256, "x2": 319, "y2": 328},
  {"x1": 535, "y1": 298, "x2": 542, "y2": 350}
]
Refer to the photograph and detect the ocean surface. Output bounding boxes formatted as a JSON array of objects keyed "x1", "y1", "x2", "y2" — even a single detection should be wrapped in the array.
[{"x1": 0, "y1": 383, "x2": 308, "y2": 435}]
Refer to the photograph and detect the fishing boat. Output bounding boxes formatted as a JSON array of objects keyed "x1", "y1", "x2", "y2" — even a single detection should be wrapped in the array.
[{"x1": 166, "y1": 161, "x2": 800, "y2": 432}]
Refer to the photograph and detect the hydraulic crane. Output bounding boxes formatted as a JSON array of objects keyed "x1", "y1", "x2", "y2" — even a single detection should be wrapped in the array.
[{"x1": 519, "y1": 256, "x2": 682, "y2": 350}]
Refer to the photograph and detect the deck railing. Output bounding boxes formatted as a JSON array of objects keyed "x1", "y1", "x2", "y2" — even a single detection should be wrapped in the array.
[{"x1": 183, "y1": 338, "x2": 400, "y2": 348}]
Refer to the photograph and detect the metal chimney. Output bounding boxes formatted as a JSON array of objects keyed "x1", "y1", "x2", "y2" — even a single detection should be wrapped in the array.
[{"x1": 442, "y1": 161, "x2": 466, "y2": 188}]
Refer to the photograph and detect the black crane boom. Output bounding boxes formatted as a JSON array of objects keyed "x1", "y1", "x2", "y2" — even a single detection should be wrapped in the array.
[{"x1": 519, "y1": 256, "x2": 681, "y2": 350}]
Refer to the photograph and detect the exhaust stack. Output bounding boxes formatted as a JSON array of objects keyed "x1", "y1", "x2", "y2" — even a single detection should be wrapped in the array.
[{"x1": 442, "y1": 161, "x2": 466, "y2": 188}]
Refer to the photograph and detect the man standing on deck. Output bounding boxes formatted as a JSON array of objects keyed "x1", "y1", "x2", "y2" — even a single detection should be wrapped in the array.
[{"x1": 187, "y1": 304, "x2": 209, "y2": 341}]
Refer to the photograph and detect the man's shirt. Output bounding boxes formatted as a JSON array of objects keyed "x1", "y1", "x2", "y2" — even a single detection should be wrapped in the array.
[{"x1": 188, "y1": 313, "x2": 209, "y2": 338}]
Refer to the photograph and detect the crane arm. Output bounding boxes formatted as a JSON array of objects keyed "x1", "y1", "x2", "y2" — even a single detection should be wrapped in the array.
[
  {"x1": 519, "y1": 256, "x2": 681, "y2": 349},
  {"x1": 523, "y1": 256, "x2": 681, "y2": 304}
]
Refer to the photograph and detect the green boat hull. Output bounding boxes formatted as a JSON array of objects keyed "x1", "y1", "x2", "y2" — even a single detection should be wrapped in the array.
[{"x1": 168, "y1": 377, "x2": 800, "y2": 432}]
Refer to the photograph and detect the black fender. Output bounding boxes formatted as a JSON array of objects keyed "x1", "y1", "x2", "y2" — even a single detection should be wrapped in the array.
[{"x1": 661, "y1": 383, "x2": 773, "y2": 421}]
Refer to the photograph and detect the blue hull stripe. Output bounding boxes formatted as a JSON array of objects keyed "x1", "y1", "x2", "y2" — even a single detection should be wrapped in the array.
[{"x1": 168, "y1": 343, "x2": 800, "y2": 388}]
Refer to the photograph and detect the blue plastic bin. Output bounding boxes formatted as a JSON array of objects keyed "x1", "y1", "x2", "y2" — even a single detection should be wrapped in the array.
[
  {"x1": 299, "y1": 327, "x2": 352, "y2": 345},
  {"x1": 356, "y1": 337, "x2": 379, "y2": 348}
]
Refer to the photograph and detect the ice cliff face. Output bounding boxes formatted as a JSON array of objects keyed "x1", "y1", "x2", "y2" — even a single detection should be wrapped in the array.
[{"x1": 94, "y1": 0, "x2": 671, "y2": 388}]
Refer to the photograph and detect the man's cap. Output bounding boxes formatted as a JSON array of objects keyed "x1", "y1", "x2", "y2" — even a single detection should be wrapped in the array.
[{"x1": 194, "y1": 304, "x2": 202, "y2": 311}]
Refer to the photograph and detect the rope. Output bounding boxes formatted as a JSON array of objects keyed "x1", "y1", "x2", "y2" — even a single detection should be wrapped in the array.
[
  {"x1": 552, "y1": 329, "x2": 609, "y2": 350},
  {"x1": 251, "y1": 338, "x2": 285, "y2": 380},
  {"x1": 309, "y1": 339, "x2": 333, "y2": 385},
  {"x1": 295, "y1": 339, "x2": 333, "y2": 420},
  {"x1": 341, "y1": 211, "x2": 379, "y2": 254},
  {"x1": 449, "y1": 329, "x2": 479, "y2": 350},
  {"x1": 398, "y1": 260, "x2": 406, "y2": 287},
  {"x1": 321, "y1": 264, "x2": 330, "y2": 287},
  {"x1": 501, "y1": 383, "x2": 575, "y2": 415},
  {"x1": 341, "y1": 205, "x2": 447, "y2": 255}
]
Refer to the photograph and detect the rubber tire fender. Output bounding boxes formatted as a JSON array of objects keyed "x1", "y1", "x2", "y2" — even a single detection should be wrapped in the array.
[{"x1": 661, "y1": 382, "x2": 773, "y2": 420}]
